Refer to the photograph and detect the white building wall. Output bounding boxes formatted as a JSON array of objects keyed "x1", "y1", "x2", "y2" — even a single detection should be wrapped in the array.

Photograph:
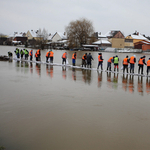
[{"x1": 52, "y1": 33, "x2": 61, "y2": 42}]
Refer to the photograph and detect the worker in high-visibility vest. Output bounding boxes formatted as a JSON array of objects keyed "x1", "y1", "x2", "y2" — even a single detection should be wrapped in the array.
[
  {"x1": 8, "y1": 51, "x2": 13, "y2": 58},
  {"x1": 72, "y1": 52, "x2": 77, "y2": 66},
  {"x1": 129, "y1": 55, "x2": 136, "y2": 73},
  {"x1": 46, "y1": 51, "x2": 50, "y2": 63},
  {"x1": 62, "y1": 52, "x2": 67, "y2": 64},
  {"x1": 97, "y1": 53, "x2": 103, "y2": 70},
  {"x1": 24, "y1": 49, "x2": 29, "y2": 60},
  {"x1": 29, "y1": 50, "x2": 33, "y2": 61},
  {"x1": 147, "y1": 58, "x2": 150, "y2": 75},
  {"x1": 49, "y1": 49, "x2": 54, "y2": 63},
  {"x1": 20, "y1": 49, "x2": 24, "y2": 59},
  {"x1": 114, "y1": 55, "x2": 119, "y2": 72},
  {"x1": 123, "y1": 55, "x2": 129, "y2": 73},
  {"x1": 82, "y1": 53, "x2": 87, "y2": 67},
  {"x1": 138, "y1": 56, "x2": 146, "y2": 74},
  {"x1": 35, "y1": 52, "x2": 38, "y2": 61},
  {"x1": 36, "y1": 49, "x2": 41, "y2": 61},
  {"x1": 107, "y1": 56, "x2": 114, "y2": 71}
]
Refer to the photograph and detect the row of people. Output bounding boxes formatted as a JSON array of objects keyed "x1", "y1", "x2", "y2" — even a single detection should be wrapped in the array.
[
  {"x1": 10, "y1": 49, "x2": 150, "y2": 75},
  {"x1": 13, "y1": 48, "x2": 33, "y2": 60},
  {"x1": 75, "y1": 52, "x2": 150, "y2": 75},
  {"x1": 73, "y1": 52, "x2": 150, "y2": 75},
  {"x1": 104, "y1": 54, "x2": 150, "y2": 75}
]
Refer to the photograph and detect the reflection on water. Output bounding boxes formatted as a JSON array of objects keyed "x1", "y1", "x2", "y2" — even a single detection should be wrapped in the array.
[
  {"x1": 97, "y1": 71, "x2": 102, "y2": 87},
  {"x1": 10, "y1": 60, "x2": 150, "y2": 95},
  {"x1": 138, "y1": 76, "x2": 143, "y2": 95},
  {"x1": 25, "y1": 62, "x2": 29, "y2": 68},
  {"x1": 62, "y1": 66, "x2": 67, "y2": 79},
  {"x1": 82, "y1": 69, "x2": 92, "y2": 84},
  {"x1": 72, "y1": 68, "x2": 76, "y2": 81},
  {"x1": 122, "y1": 74, "x2": 128, "y2": 91},
  {"x1": 46, "y1": 64, "x2": 53, "y2": 78},
  {"x1": 35, "y1": 63, "x2": 41, "y2": 76},
  {"x1": 146, "y1": 78, "x2": 150, "y2": 93},
  {"x1": 107, "y1": 72, "x2": 112, "y2": 88},
  {"x1": 30, "y1": 62, "x2": 33, "y2": 74},
  {"x1": 129, "y1": 75, "x2": 134, "y2": 93},
  {"x1": 113, "y1": 73, "x2": 118, "y2": 89},
  {"x1": 16, "y1": 60, "x2": 20, "y2": 67}
]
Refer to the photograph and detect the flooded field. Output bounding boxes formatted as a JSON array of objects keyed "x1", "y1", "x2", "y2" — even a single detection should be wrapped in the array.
[{"x1": 0, "y1": 45, "x2": 150, "y2": 150}]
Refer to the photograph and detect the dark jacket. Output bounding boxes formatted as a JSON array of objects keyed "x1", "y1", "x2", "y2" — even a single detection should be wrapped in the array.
[{"x1": 87, "y1": 54, "x2": 93, "y2": 62}]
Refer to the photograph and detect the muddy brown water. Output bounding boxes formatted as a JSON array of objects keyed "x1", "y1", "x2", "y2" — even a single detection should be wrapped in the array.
[{"x1": 0, "y1": 46, "x2": 150, "y2": 150}]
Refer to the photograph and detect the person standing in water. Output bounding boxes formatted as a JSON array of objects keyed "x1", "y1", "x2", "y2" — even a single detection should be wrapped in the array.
[
  {"x1": 129, "y1": 55, "x2": 136, "y2": 73},
  {"x1": 87, "y1": 53, "x2": 94, "y2": 68},
  {"x1": 49, "y1": 49, "x2": 54, "y2": 63},
  {"x1": 123, "y1": 55, "x2": 129, "y2": 73},
  {"x1": 97, "y1": 53, "x2": 103, "y2": 70},
  {"x1": 82, "y1": 53, "x2": 87, "y2": 67},
  {"x1": 114, "y1": 55, "x2": 119, "y2": 72},
  {"x1": 72, "y1": 52, "x2": 77, "y2": 66},
  {"x1": 62, "y1": 52, "x2": 67, "y2": 64}
]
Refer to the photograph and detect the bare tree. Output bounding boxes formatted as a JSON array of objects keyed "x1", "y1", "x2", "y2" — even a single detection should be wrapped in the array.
[
  {"x1": 65, "y1": 18, "x2": 95, "y2": 48},
  {"x1": 36, "y1": 28, "x2": 48, "y2": 49}
]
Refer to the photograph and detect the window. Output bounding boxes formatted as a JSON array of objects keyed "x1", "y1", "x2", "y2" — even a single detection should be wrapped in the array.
[{"x1": 125, "y1": 39, "x2": 133, "y2": 43}]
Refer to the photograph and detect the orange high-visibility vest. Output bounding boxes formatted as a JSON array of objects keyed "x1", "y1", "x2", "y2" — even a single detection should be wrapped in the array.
[
  {"x1": 62, "y1": 53, "x2": 67, "y2": 59},
  {"x1": 108, "y1": 57, "x2": 113, "y2": 63},
  {"x1": 130, "y1": 56, "x2": 135, "y2": 64},
  {"x1": 29, "y1": 50, "x2": 32, "y2": 56},
  {"x1": 98, "y1": 55, "x2": 103, "y2": 62},
  {"x1": 72, "y1": 53, "x2": 76, "y2": 59},
  {"x1": 147, "y1": 60, "x2": 150, "y2": 66},
  {"x1": 35, "y1": 53, "x2": 38, "y2": 57},
  {"x1": 46, "y1": 52, "x2": 50, "y2": 57},
  {"x1": 123, "y1": 58, "x2": 128, "y2": 65},
  {"x1": 82, "y1": 54, "x2": 86, "y2": 60},
  {"x1": 37, "y1": 49, "x2": 40, "y2": 55},
  {"x1": 50, "y1": 51, "x2": 54, "y2": 57},
  {"x1": 139, "y1": 58, "x2": 144, "y2": 65}
]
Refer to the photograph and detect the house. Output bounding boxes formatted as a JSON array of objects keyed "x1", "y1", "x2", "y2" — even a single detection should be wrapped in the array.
[
  {"x1": 7, "y1": 32, "x2": 27, "y2": 45},
  {"x1": 134, "y1": 40, "x2": 150, "y2": 51},
  {"x1": 92, "y1": 32, "x2": 111, "y2": 49},
  {"x1": 92, "y1": 40, "x2": 111, "y2": 49},
  {"x1": 51, "y1": 32, "x2": 67, "y2": 42},
  {"x1": 105, "y1": 30, "x2": 125, "y2": 48},
  {"x1": 13, "y1": 32, "x2": 27, "y2": 45},
  {"x1": 125, "y1": 31, "x2": 149, "y2": 48},
  {"x1": 51, "y1": 32, "x2": 68, "y2": 48},
  {"x1": 26, "y1": 30, "x2": 40, "y2": 40}
]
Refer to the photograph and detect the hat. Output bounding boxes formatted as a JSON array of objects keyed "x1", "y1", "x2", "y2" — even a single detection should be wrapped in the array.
[
  {"x1": 50, "y1": 49, "x2": 52, "y2": 51},
  {"x1": 133, "y1": 55, "x2": 136, "y2": 57},
  {"x1": 143, "y1": 55, "x2": 146, "y2": 58},
  {"x1": 116, "y1": 55, "x2": 118, "y2": 57}
]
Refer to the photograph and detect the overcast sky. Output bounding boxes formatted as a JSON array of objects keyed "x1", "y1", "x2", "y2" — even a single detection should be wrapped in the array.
[{"x1": 0, "y1": 0, "x2": 150, "y2": 36}]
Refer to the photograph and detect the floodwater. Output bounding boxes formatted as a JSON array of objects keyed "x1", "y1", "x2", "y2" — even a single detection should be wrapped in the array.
[{"x1": 0, "y1": 45, "x2": 150, "y2": 150}]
